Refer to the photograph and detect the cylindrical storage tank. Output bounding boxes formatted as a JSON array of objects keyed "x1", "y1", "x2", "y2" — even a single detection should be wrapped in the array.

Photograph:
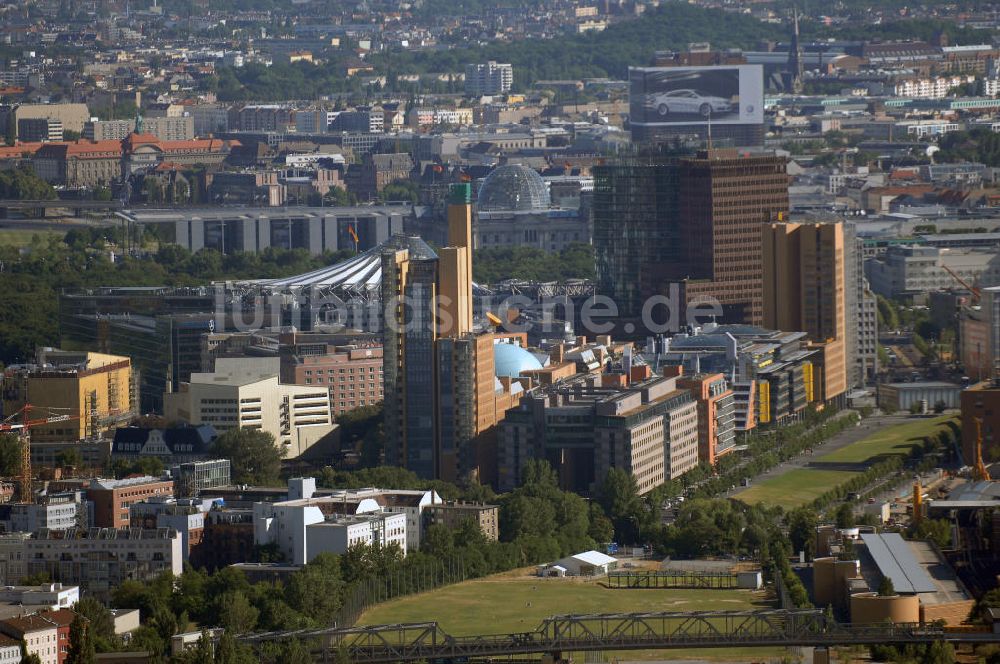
[
  {"x1": 815, "y1": 526, "x2": 837, "y2": 557},
  {"x1": 813, "y1": 557, "x2": 837, "y2": 606},
  {"x1": 850, "y1": 592, "x2": 920, "y2": 624},
  {"x1": 833, "y1": 559, "x2": 861, "y2": 608}
]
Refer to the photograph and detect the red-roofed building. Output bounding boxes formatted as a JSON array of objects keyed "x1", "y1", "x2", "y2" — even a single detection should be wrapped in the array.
[
  {"x1": 39, "y1": 609, "x2": 75, "y2": 664},
  {"x1": 0, "y1": 142, "x2": 46, "y2": 163},
  {"x1": 0, "y1": 613, "x2": 58, "y2": 664},
  {"x1": 33, "y1": 140, "x2": 123, "y2": 188},
  {"x1": 124, "y1": 134, "x2": 232, "y2": 174}
]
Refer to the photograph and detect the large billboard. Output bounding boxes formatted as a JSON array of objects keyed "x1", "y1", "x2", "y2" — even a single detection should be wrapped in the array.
[{"x1": 629, "y1": 65, "x2": 764, "y2": 127}]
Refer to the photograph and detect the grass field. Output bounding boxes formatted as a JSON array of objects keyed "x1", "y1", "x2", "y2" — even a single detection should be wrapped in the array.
[
  {"x1": 817, "y1": 415, "x2": 955, "y2": 464},
  {"x1": 733, "y1": 469, "x2": 857, "y2": 507},
  {"x1": 358, "y1": 574, "x2": 787, "y2": 661},
  {"x1": 737, "y1": 415, "x2": 957, "y2": 508},
  {"x1": 0, "y1": 228, "x2": 63, "y2": 247}
]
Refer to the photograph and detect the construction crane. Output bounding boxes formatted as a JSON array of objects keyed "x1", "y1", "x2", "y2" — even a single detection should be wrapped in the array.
[
  {"x1": 942, "y1": 265, "x2": 981, "y2": 304},
  {"x1": 0, "y1": 404, "x2": 79, "y2": 503},
  {"x1": 973, "y1": 417, "x2": 991, "y2": 482}
]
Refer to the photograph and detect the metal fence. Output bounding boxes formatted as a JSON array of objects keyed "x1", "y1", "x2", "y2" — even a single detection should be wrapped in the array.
[{"x1": 332, "y1": 556, "x2": 470, "y2": 629}]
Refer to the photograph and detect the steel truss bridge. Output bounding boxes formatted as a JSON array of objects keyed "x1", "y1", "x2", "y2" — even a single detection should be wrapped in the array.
[
  {"x1": 241, "y1": 609, "x2": 1000, "y2": 662},
  {"x1": 605, "y1": 570, "x2": 743, "y2": 589}
]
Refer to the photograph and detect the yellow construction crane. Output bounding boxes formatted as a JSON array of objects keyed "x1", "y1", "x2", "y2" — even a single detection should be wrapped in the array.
[
  {"x1": 0, "y1": 404, "x2": 79, "y2": 503},
  {"x1": 974, "y1": 417, "x2": 991, "y2": 482}
]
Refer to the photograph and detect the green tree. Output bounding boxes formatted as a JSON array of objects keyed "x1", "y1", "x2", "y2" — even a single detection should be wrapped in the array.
[
  {"x1": 876, "y1": 295, "x2": 900, "y2": 331},
  {"x1": 378, "y1": 179, "x2": 419, "y2": 204},
  {"x1": 834, "y1": 503, "x2": 855, "y2": 529},
  {"x1": 181, "y1": 631, "x2": 215, "y2": 664},
  {"x1": 20, "y1": 645, "x2": 42, "y2": 664},
  {"x1": 0, "y1": 167, "x2": 56, "y2": 200},
  {"x1": 786, "y1": 507, "x2": 818, "y2": 558},
  {"x1": 66, "y1": 613, "x2": 96, "y2": 664},
  {"x1": 909, "y1": 518, "x2": 952, "y2": 549},
  {"x1": 878, "y1": 575, "x2": 896, "y2": 596},
  {"x1": 212, "y1": 429, "x2": 284, "y2": 485},
  {"x1": 970, "y1": 588, "x2": 1000, "y2": 624},
  {"x1": 283, "y1": 553, "x2": 344, "y2": 626},
  {"x1": 73, "y1": 597, "x2": 118, "y2": 652},
  {"x1": 214, "y1": 631, "x2": 256, "y2": 664},
  {"x1": 0, "y1": 433, "x2": 23, "y2": 476},
  {"x1": 218, "y1": 591, "x2": 259, "y2": 635},
  {"x1": 597, "y1": 468, "x2": 644, "y2": 542},
  {"x1": 55, "y1": 447, "x2": 83, "y2": 470}
]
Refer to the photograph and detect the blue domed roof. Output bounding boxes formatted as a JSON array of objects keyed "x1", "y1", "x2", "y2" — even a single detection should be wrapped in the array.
[{"x1": 494, "y1": 342, "x2": 543, "y2": 378}]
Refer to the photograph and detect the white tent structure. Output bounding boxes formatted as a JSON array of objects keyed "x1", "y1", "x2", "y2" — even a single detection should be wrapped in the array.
[{"x1": 554, "y1": 550, "x2": 618, "y2": 577}]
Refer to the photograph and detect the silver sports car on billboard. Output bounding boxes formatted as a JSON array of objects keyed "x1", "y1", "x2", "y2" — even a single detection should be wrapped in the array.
[{"x1": 645, "y1": 89, "x2": 733, "y2": 117}]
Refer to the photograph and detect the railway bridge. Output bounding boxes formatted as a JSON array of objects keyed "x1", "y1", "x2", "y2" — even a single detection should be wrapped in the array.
[{"x1": 240, "y1": 609, "x2": 1000, "y2": 663}]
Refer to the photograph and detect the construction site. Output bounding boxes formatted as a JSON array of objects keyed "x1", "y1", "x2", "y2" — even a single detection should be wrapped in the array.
[{"x1": 0, "y1": 347, "x2": 137, "y2": 500}]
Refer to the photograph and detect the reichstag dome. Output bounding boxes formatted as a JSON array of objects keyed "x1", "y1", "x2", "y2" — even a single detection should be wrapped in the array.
[{"x1": 476, "y1": 164, "x2": 551, "y2": 212}]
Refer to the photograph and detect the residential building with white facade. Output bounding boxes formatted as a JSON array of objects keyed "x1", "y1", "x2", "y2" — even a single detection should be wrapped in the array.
[
  {"x1": 0, "y1": 614, "x2": 58, "y2": 664},
  {"x1": 465, "y1": 62, "x2": 513, "y2": 96},
  {"x1": 164, "y1": 358, "x2": 334, "y2": 459},
  {"x1": 893, "y1": 74, "x2": 975, "y2": 98},
  {"x1": 252, "y1": 478, "x2": 407, "y2": 563},
  {"x1": 0, "y1": 635, "x2": 20, "y2": 664},
  {"x1": 0, "y1": 494, "x2": 83, "y2": 533},
  {"x1": 23, "y1": 528, "x2": 183, "y2": 595}
]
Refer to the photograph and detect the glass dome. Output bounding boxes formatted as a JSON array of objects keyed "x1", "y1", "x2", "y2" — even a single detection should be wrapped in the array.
[
  {"x1": 477, "y1": 164, "x2": 551, "y2": 212},
  {"x1": 494, "y1": 342, "x2": 544, "y2": 378}
]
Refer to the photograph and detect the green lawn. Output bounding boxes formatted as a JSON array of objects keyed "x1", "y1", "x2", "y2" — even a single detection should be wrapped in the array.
[
  {"x1": 736, "y1": 468, "x2": 857, "y2": 507},
  {"x1": 737, "y1": 415, "x2": 957, "y2": 508},
  {"x1": 0, "y1": 229, "x2": 63, "y2": 247},
  {"x1": 358, "y1": 576, "x2": 773, "y2": 635},
  {"x1": 358, "y1": 575, "x2": 787, "y2": 661},
  {"x1": 818, "y1": 415, "x2": 955, "y2": 464}
]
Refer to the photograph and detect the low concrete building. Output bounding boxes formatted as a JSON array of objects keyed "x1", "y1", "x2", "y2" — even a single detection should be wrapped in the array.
[
  {"x1": 876, "y1": 381, "x2": 962, "y2": 413},
  {"x1": 109, "y1": 609, "x2": 140, "y2": 636},
  {"x1": 0, "y1": 584, "x2": 79, "y2": 620},
  {"x1": 119, "y1": 206, "x2": 408, "y2": 256},
  {"x1": 865, "y1": 245, "x2": 1000, "y2": 302}
]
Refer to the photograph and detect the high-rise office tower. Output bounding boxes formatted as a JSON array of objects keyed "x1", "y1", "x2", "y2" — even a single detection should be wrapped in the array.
[
  {"x1": 383, "y1": 184, "x2": 517, "y2": 482},
  {"x1": 594, "y1": 148, "x2": 789, "y2": 328},
  {"x1": 847, "y1": 222, "x2": 879, "y2": 386},
  {"x1": 762, "y1": 221, "x2": 848, "y2": 402}
]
